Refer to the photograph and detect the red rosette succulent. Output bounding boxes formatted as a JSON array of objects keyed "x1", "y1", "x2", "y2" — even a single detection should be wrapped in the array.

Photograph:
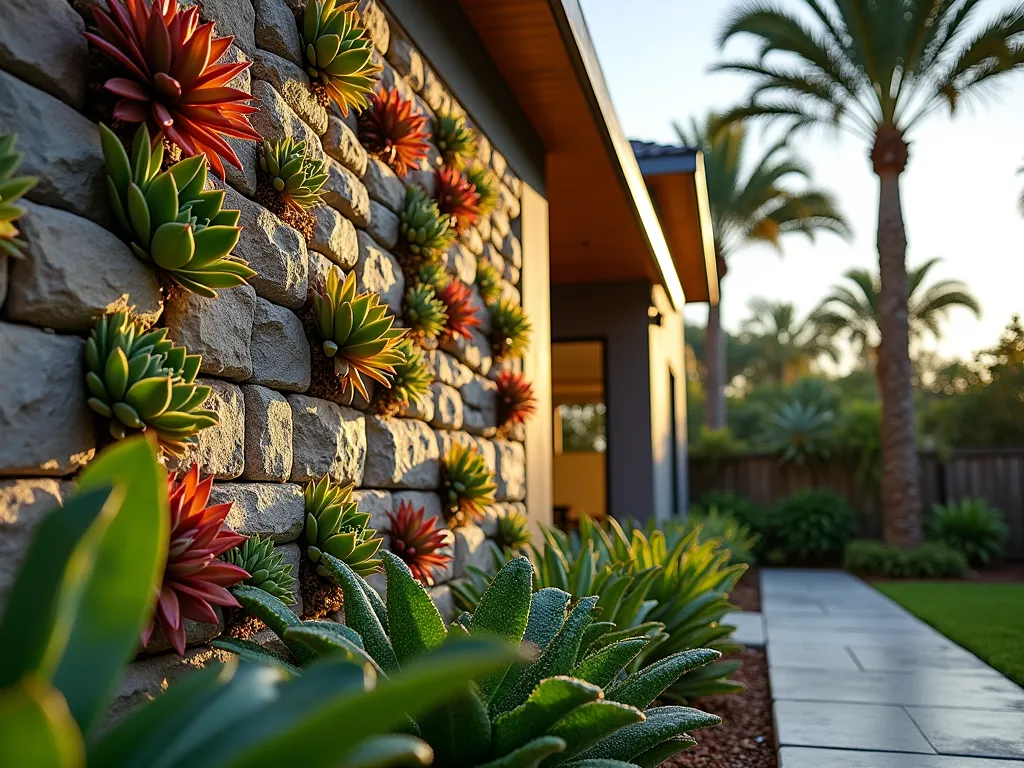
[
  {"x1": 436, "y1": 167, "x2": 482, "y2": 234},
  {"x1": 495, "y1": 370, "x2": 537, "y2": 427},
  {"x1": 387, "y1": 501, "x2": 453, "y2": 586},
  {"x1": 358, "y1": 88, "x2": 431, "y2": 177},
  {"x1": 436, "y1": 278, "x2": 482, "y2": 342}
]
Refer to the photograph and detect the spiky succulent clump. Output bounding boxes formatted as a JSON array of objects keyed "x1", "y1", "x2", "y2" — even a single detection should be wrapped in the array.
[
  {"x1": 0, "y1": 135, "x2": 38, "y2": 259},
  {"x1": 465, "y1": 163, "x2": 499, "y2": 215},
  {"x1": 441, "y1": 442, "x2": 497, "y2": 524},
  {"x1": 403, "y1": 282, "x2": 447, "y2": 342},
  {"x1": 358, "y1": 88, "x2": 430, "y2": 177},
  {"x1": 86, "y1": 311, "x2": 218, "y2": 455},
  {"x1": 435, "y1": 167, "x2": 481, "y2": 234},
  {"x1": 437, "y1": 279, "x2": 481, "y2": 342},
  {"x1": 495, "y1": 370, "x2": 537, "y2": 428},
  {"x1": 496, "y1": 509, "x2": 532, "y2": 551},
  {"x1": 85, "y1": 0, "x2": 261, "y2": 179},
  {"x1": 490, "y1": 299, "x2": 533, "y2": 359},
  {"x1": 376, "y1": 338, "x2": 432, "y2": 416},
  {"x1": 100, "y1": 124, "x2": 255, "y2": 298},
  {"x1": 225, "y1": 534, "x2": 297, "y2": 604},
  {"x1": 435, "y1": 111, "x2": 477, "y2": 168},
  {"x1": 416, "y1": 260, "x2": 450, "y2": 292},
  {"x1": 300, "y1": 0, "x2": 381, "y2": 115},
  {"x1": 259, "y1": 138, "x2": 328, "y2": 211},
  {"x1": 398, "y1": 186, "x2": 456, "y2": 268},
  {"x1": 143, "y1": 465, "x2": 249, "y2": 655},
  {"x1": 475, "y1": 258, "x2": 502, "y2": 305},
  {"x1": 313, "y1": 266, "x2": 406, "y2": 399},
  {"x1": 387, "y1": 500, "x2": 453, "y2": 586},
  {"x1": 304, "y1": 475, "x2": 383, "y2": 578}
]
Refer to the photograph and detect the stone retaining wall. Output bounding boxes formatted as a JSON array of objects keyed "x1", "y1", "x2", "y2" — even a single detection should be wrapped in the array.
[{"x1": 0, "y1": 0, "x2": 527, "y2": 706}]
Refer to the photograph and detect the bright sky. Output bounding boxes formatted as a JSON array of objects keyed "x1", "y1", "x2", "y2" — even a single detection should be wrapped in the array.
[{"x1": 580, "y1": 0, "x2": 1024, "y2": 365}]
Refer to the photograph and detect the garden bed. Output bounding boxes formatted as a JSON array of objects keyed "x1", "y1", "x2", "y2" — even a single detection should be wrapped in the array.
[{"x1": 730, "y1": 567, "x2": 761, "y2": 612}]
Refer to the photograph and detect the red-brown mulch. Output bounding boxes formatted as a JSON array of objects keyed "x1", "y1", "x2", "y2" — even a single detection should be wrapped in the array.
[
  {"x1": 730, "y1": 567, "x2": 761, "y2": 612},
  {"x1": 664, "y1": 649, "x2": 776, "y2": 768}
]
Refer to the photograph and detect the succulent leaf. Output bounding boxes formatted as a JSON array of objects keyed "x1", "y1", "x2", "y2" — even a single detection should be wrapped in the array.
[
  {"x1": 495, "y1": 371, "x2": 538, "y2": 430},
  {"x1": 259, "y1": 138, "x2": 327, "y2": 211},
  {"x1": 300, "y1": 0, "x2": 382, "y2": 115},
  {"x1": 358, "y1": 88, "x2": 430, "y2": 177},
  {"x1": 435, "y1": 111, "x2": 477, "y2": 169},
  {"x1": 0, "y1": 134, "x2": 38, "y2": 259},
  {"x1": 441, "y1": 442, "x2": 497, "y2": 524},
  {"x1": 436, "y1": 167, "x2": 482, "y2": 234},
  {"x1": 403, "y1": 282, "x2": 448, "y2": 341},
  {"x1": 386, "y1": 500, "x2": 453, "y2": 586},
  {"x1": 466, "y1": 163, "x2": 500, "y2": 216},
  {"x1": 490, "y1": 300, "x2": 533, "y2": 360},
  {"x1": 225, "y1": 535, "x2": 297, "y2": 604},
  {"x1": 398, "y1": 186, "x2": 456, "y2": 270},
  {"x1": 303, "y1": 475, "x2": 384, "y2": 578},
  {"x1": 437, "y1": 279, "x2": 482, "y2": 343}
]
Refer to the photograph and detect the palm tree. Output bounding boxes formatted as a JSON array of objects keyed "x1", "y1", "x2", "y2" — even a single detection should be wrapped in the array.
[
  {"x1": 814, "y1": 258, "x2": 981, "y2": 376},
  {"x1": 715, "y1": 0, "x2": 1024, "y2": 547},
  {"x1": 676, "y1": 113, "x2": 849, "y2": 429},
  {"x1": 741, "y1": 298, "x2": 840, "y2": 384}
]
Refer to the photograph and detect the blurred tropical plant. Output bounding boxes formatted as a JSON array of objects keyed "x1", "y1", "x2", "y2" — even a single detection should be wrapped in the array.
[
  {"x1": 741, "y1": 299, "x2": 839, "y2": 385},
  {"x1": 698, "y1": 491, "x2": 765, "y2": 535},
  {"x1": 927, "y1": 499, "x2": 1009, "y2": 567},
  {"x1": 682, "y1": 507, "x2": 759, "y2": 566},
  {"x1": 759, "y1": 399, "x2": 835, "y2": 465},
  {"x1": 767, "y1": 489, "x2": 857, "y2": 565},
  {"x1": 836, "y1": 400, "x2": 883, "y2": 489},
  {"x1": 689, "y1": 426, "x2": 747, "y2": 463},
  {"x1": 845, "y1": 539, "x2": 966, "y2": 579}
]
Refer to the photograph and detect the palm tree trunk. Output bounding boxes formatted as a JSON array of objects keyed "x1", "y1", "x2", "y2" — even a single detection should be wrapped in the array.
[
  {"x1": 705, "y1": 300, "x2": 727, "y2": 429},
  {"x1": 876, "y1": 169, "x2": 922, "y2": 548}
]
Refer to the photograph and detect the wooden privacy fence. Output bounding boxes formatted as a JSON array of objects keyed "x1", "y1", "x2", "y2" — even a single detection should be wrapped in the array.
[{"x1": 689, "y1": 449, "x2": 1024, "y2": 560}]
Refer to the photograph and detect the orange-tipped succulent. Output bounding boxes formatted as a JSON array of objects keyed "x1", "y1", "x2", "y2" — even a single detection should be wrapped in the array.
[
  {"x1": 495, "y1": 370, "x2": 537, "y2": 429},
  {"x1": 358, "y1": 88, "x2": 430, "y2": 177},
  {"x1": 143, "y1": 465, "x2": 249, "y2": 656},
  {"x1": 387, "y1": 501, "x2": 453, "y2": 586},
  {"x1": 436, "y1": 278, "x2": 482, "y2": 342},
  {"x1": 436, "y1": 167, "x2": 482, "y2": 234},
  {"x1": 85, "y1": 0, "x2": 261, "y2": 179}
]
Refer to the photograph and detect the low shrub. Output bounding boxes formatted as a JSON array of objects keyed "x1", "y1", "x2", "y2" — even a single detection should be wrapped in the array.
[
  {"x1": 684, "y1": 505, "x2": 760, "y2": 565},
  {"x1": 699, "y1": 490, "x2": 765, "y2": 533},
  {"x1": 767, "y1": 489, "x2": 856, "y2": 564},
  {"x1": 927, "y1": 499, "x2": 1009, "y2": 567},
  {"x1": 845, "y1": 539, "x2": 967, "y2": 578}
]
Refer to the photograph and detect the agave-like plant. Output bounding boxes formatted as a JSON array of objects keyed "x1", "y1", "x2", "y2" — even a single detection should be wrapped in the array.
[
  {"x1": 403, "y1": 282, "x2": 448, "y2": 343},
  {"x1": 490, "y1": 299, "x2": 532, "y2": 360},
  {"x1": 225, "y1": 534, "x2": 297, "y2": 604},
  {"x1": 495, "y1": 370, "x2": 537, "y2": 430},
  {"x1": 436, "y1": 167, "x2": 481, "y2": 234},
  {"x1": 495, "y1": 509, "x2": 532, "y2": 552},
  {"x1": 466, "y1": 163, "x2": 499, "y2": 216},
  {"x1": 85, "y1": 0, "x2": 261, "y2": 178},
  {"x1": 387, "y1": 500, "x2": 453, "y2": 586},
  {"x1": 304, "y1": 475, "x2": 384, "y2": 579},
  {"x1": 300, "y1": 0, "x2": 381, "y2": 115},
  {"x1": 441, "y1": 442, "x2": 497, "y2": 525},
  {"x1": 358, "y1": 88, "x2": 431, "y2": 177},
  {"x1": 927, "y1": 498, "x2": 1009, "y2": 567},
  {"x1": 86, "y1": 311, "x2": 219, "y2": 454},
  {"x1": 143, "y1": 465, "x2": 250, "y2": 656},
  {"x1": 375, "y1": 338, "x2": 433, "y2": 417},
  {"x1": 760, "y1": 398, "x2": 835, "y2": 465},
  {"x1": 100, "y1": 123, "x2": 256, "y2": 298},
  {"x1": 0, "y1": 135, "x2": 37, "y2": 259},
  {"x1": 437, "y1": 279, "x2": 482, "y2": 342},
  {"x1": 475, "y1": 258, "x2": 502, "y2": 305},
  {"x1": 435, "y1": 111, "x2": 477, "y2": 169},
  {"x1": 312, "y1": 266, "x2": 407, "y2": 400},
  {"x1": 398, "y1": 186, "x2": 456, "y2": 269},
  {"x1": 260, "y1": 138, "x2": 328, "y2": 211}
]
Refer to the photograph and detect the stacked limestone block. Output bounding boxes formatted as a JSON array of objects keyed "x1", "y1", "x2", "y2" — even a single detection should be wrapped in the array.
[{"x1": 0, "y1": 0, "x2": 526, "y2": 707}]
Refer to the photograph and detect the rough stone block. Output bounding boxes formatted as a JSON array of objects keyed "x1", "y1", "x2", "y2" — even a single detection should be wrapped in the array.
[
  {"x1": 452, "y1": 523, "x2": 497, "y2": 578},
  {"x1": 142, "y1": 611, "x2": 223, "y2": 656},
  {"x1": 354, "y1": 489, "x2": 392, "y2": 532},
  {"x1": 490, "y1": 149, "x2": 507, "y2": 179},
  {"x1": 367, "y1": 200, "x2": 399, "y2": 250},
  {"x1": 250, "y1": 81, "x2": 325, "y2": 167},
  {"x1": 306, "y1": 250, "x2": 333, "y2": 296},
  {"x1": 468, "y1": 284, "x2": 491, "y2": 335},
  {"x1": 384, "y1": 34, "x2": 424, "y2": 91},
  {"x1": 215, "y1": 482, "x2": 305, "y2": 542},
  {"x1": 167, "y1": 379, "x2": 245, "y2": 480},
  {"x1": 463, "y1": 405, "x2": 497, "y2": 438},
  {"x1": 476, "y1": 217, "x2": 492, "y2": 245},
  {"x1": 277, "y1": 542, "x2": 303, "y2": 614},
  {"x1": 421, "y1": 67, "x2": 451, "y2": 114},
  {"x1": 0, "y1": 479, "x2": 63, "y2": 611},
  {"x1": 248, "y1": 298, "x2": 311, "y2": 392},
  {"x1": 355, "y1": 231, "x2": 404, "y2": 316},
  {"x1": 363, "y1": 417, "x2": 440, "y2": 489},
  {"x1": 0, "y1": 72, "x2": 106, "y2": 224},
  {"x1": 323, "y1": 159, "x2": 371, "y2": 228},
  {"x1": 461, "y1": 227, "x2": 484, "y2": 257},
  {"x1": 500, "y1": 232, "x2": 522, "y2": 267},
  {"x1": 461, "y1": 373, "x2": 498, "y2": 410},
  {"x1": 499, "y1": 183, "x2": 521, "y2": 220},
  {"x1": 442, "y1": 328, "x2": 493, "y2": 376},
  {"x1": 504, "y1": 260, "x2": 521, "y2": 287},
  {"x1": 429, "y1": 585, "x2": 455, "y2": 621},
  {"x1": 323, "y1": 115, "x2": 369, "y2": 178},
  {"x1": 363, "y1": 157, "x2": 405, "y2": 212},
  {"x1": 494, "y1": 440, "x2": 526, "y2": 502},
  {"x1": 391, "y1": 491, "x2": 444, "y2": 526},
  {"x1": 0, "y1": 324, "x2": 95, "y2": 476},
  {"x1": 226, "y1": 186, "x2": 308, "y2": 308},
  {"x1": 310, "y1": 204, "x2": 359, "y2": 269},
  {"x1": 197, "y1": 0, "x2": 256, "y2": 55},
  {"x1": 288, "y1": 395, "x2": 366, "y2": 484},
  {"x1": 357, "y1": 0, "x2": 389, "y2": 54},
  {"x1": 430, "y1": 382, "x2": 464, "y2": 431},
  {"x1": 240, "y1": 385, "x2": 293, "y2": 482},
  {"x1": 253, "y1": 0, "x2": 303, "y2": 66},
  {"x1": 252, "y1": 49, "x2": 328, "y2": 135},
  {"x1": 165, "y1": 284, "x2": 255, "y2": 382},
  {"x1": 0, "y1": 0, "x2": 88, "y2": 108},
  {"x1": 7, "y1": 202, "x2": 162, "y2": 332},
  {"x1": 476, "y1": 135, "x2": 492, "y2": 167},
  {"x1": 424, "y1": 350, "x2": 473, "y2": 388},
  {"x1": 444, "y1": 241, "x2": 476, "y2": 285},
  {"x1": 500, "y1": 281, "x2": 522, "y2": 306},
  {"x1": 400, "y1": 390, "x2": 435, "y2": 423}
]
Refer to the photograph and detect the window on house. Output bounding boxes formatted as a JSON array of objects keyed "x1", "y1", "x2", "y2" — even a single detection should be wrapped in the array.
[{"x1": 557, "y1": 403, "x2": 607, "y2": 452}]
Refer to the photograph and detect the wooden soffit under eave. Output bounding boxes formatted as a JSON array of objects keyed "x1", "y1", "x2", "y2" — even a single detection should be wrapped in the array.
[{"x1": 457, "y1": 0, "x2": 685, "y2": 310}]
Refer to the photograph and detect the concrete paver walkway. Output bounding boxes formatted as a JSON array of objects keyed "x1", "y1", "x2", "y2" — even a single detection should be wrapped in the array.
[{"x1": 762, "y1": 569, "x2": 1024, "y2": 766}]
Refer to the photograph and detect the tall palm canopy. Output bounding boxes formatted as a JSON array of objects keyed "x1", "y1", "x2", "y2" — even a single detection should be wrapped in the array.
[
  {"x1": 741, "y1": 298, "x2": 840, "y2": 383},
  {"x1": 814, "y1": 258, "x2": 981, "y2": 362},
  {"x1": 716, "y1": 0, "x2": 1024, "y2": 548}
]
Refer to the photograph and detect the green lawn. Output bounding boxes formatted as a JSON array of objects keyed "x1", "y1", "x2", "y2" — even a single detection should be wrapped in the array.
[{"x1": 875, "y1": 581, "x2": 1024, "y2": 687}]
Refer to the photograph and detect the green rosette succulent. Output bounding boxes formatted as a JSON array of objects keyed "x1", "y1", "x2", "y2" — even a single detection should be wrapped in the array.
[
  {"x1": 0, "y1": 134, "x2": 38, "y2": 259},
  {"x1": 260, "y1": 137, "x2": 328, "y2": 211},
  {"x1": 490, "y1": 299, "x2": 533, "y2": 360},
  {"x1": 466, "y1": 163, "x2": 499, "y2": 215},
  {"x1": 496, "y1": 508, "x2": 532, "y2": 552},
  {"x1": 399, "y1": 186, "x2": 455, "y2": 267},
  {"x1": 85, "y1": 311, "x2": 218, "y2": 455},
  {"x1": 100, "y1": 123, "x2": 256, "y2": 299},
  {"x1": 378, "y1": 337, "x2": 432, "y2": 415},
  {"x1": 301, "y1": 0, "x2": 381, "y2": 115},
  {"x1": 226, "y1": 534, "x2": 297, "y2": 603},
  {"x1": 475, "y1": 259, "x2": 502, "y2": 305},
  {"x1": 304, "y1": 475, "x2": 383, "y2": 578},
  {"x1": 416, "y1": 260, "x2": 450, "y2": 292},
  {"x1": 442, "y1": 442, "x2": 497, "y2": 525},
  {"x1": 403, "y1": 282, "x2": 448, "y2": 341},
  {"x1": 435, "y1": 111, "x2": 477, "y2": 169}
]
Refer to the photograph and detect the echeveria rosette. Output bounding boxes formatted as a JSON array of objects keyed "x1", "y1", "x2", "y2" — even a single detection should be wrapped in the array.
[
  {"x1": 403, "y1": 282, "x2": 448, "y2": 343},
  {"x1": 303, "y1": 475, "x2": 383, "y2": 578},
  {"x1": 437, "y1": 279, "x2": 482, "y2": 343},
  {"x1": 495, "y1": 370, "x2": 537, "y2": 430},
  {"x1": 259, "y1": 137, "x2": 328, "y2": 211},
  {"x1": 225, "y1": 534, "x2": 297, "y2": 604},
  {"x1": 376, "y1": 338, "x2": 432, "y2": 416},
  {"x1": 436, "y1": 167, "x2": 481, "y2": 234},
  {"x1": 0, "y1": 135, "x2": 38, "y2": 259},
  {"x1": 387, "y1": 500, "x2": 453, "y2": 586},
  {"x1": 475, "y1": 259, "x2": 503, "y2": 306},
  {"x1": 466, "y1": 163, "x2": 499, "y2": 216},
  {"x1": 358, "y1": 88, "x2": 431, "y2": 177},
  {"x1": 100, "y1": 123, "x2": 256, "y2": 299},
  {"x1": 300, "y1": 0, "x2": 381, "y2": 115},
  {"x1": 398, "y1": 186, "x2": 456, "y2": 269},
  {"x1": 495, "y1": 509, "x2": 532, "y2": 552},
  {"x1": 441, "y1": 442, "x2": 496, "y2": 524},
  {"x1": 435, "y1": 110, "x2": 477, "y2": 169},
  {"x1": 490, "y1": 299, "x2": 532, "y2": 360}
]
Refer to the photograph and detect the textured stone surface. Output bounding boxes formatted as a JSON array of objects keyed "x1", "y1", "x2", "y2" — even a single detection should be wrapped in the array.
[
  {"x1": 429, "y1": 585, "x2": 455, "y2": 621},
  {"x1": 363, "y1": 418, "x2": 440, "y2": 489},
  {"x1": 400, "y1": 389, "x2": 435, "y2": 423},
  {"x1": 0, "y1": 0, "x2": 88, "y2": 108},
  {"x1": 461, "y1": 374, "x2": 498, "y2": 410},
  {"x1": 461, "y1": 227, "x2": 484, "y2": 257},
  {"x1": 363, "y1": 157, "x2": 405, "y2": 212},
  {"x1": 197, "y1": 0, "x2": 256, "y2": 55},
  {"x1": 367, "y1": 200, "x2": 400, "y2": 250},
  {"x1": 444, "y1": 242, "x2": 477, "y2": 285},
  {"x1": 424, "y1": 350, "x2": 473, "y2": 388},
  {"x1": 288, "y1": 395, "x2": 366, "y2": 484},
  {"x1": 250, "y1": 81, "x2": 325, "y2": 166},
  {"x1": 323, "y1": 116, "x2": 369, "y2": 178},
  {"x1": 430, "y1": 382, "x2": 464, "y2": 431},
  {"x1": 165, "y1": 284, "x2": 255, "y2": 382},
  {"x1": 391, "y1": 491, "x2": 444, "y2": 527},
  {"x1": 0, "y1": 479, "x2": 63, "y2": 610},
  {"x1": 0, "y1": 72, "x2": 106, "y2": 224},
  {"x1": 442, "y1": 328, "x2": 492, "y2": 376},
  {"x1": 252, "y1": 49, "x2": 328, "y2": 135},
  {"x1": 323, "y1": 160, "x2": 371, "y2": 228},
  {"x1": 7, "y1": 202, "x2": 162, "y2": 332},
  {"x1": 215, "y1": 482, "x2": 305, "y2": 542},
  {"x1": 241, "y1": 385, "x2": 293, "y2": 482},
  {"x1": 492, "y1": 209, "x2": 511, "y2": 240},
  {"x1": 142, "y1": 612, "x2": 223, "y2": 656},
  {"x1": 462, "y1": 405, "x2": 497, "y2": 438},
  {"x1": 226, "y1": 186, "x2": 308, "y2": 308},
  {"x1": 494, "y1": 440, "x2": 526, "y2": 502},
  {"x1": 0, "y1": 323, "x2": 94, "y2": 476},
  {"x1": 500, "y1": 232, "x2": 522, "y2": 267},
  {"x1": 305, "y1": 250, "x2": 334, "y2": 296},
  {"x1": 310, "y1": 205, "x2": 359, "y2": 269},
  {"x1": 357, "y1": 0, "x2": 390, "y2": 54},
  {"x1": 354, "y1": 489, "x2": 392, "y2": 532},
  {"x1": 167, "y1": 379, "x2": 245, "y2": 480},
  {"x1": 421, "y1": 67, "x2": 451, "y2": 114},
  {"x1": 252, "y1": 0, "x2": 303, "y2": 64},
  {"x1": 355, "y1": 231, "x2": 404, "y2": 316},
  {"x1": 248, "y1": 298, "x2": 311, "y2": 392},
  {"x1": 452, "y1": 523, "x2": 498, "y2": 578},
  {"x1": 385, "y1": 34, "x2": 424, "y2": 91},
  {"x1": 219, "y1": 46, "x2": 259, "y2": 197},
  {"x1": 499, "y1": 183, "x2": 521, "y2": 219}
]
